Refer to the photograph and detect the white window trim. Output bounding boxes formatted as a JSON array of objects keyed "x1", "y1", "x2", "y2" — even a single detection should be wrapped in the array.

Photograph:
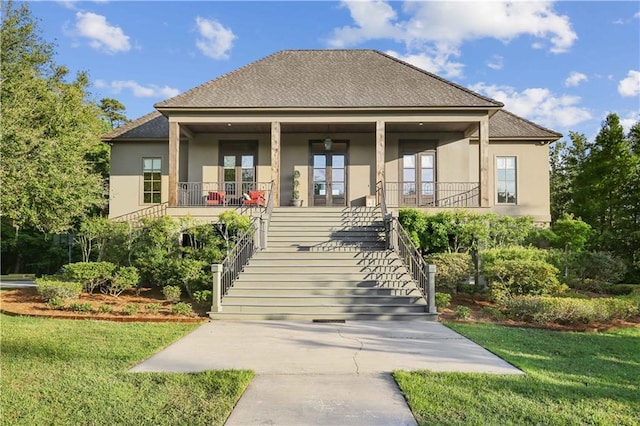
[
  {"x1": 141, "y1": 157, "x2": 163, "y2": 205},
  {"x1": 495, "y1": 155, "x2": 518, "y2": 205}
]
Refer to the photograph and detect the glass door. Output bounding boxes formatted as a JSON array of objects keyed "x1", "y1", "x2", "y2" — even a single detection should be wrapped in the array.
[
  {"x1": 402, "y1": 152, "x2": 435, "y2": 206},
  {"x1": 311, "y1": 141, "x2": 347, "y2": 206},
  {"x1": 220, "y1": 141, "x2": 257, "y2": 205}
]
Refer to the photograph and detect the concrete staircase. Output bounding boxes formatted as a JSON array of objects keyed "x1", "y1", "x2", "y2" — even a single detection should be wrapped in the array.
[{"x1": 210, "y1": 207, "x2": 435, "y2": 320}]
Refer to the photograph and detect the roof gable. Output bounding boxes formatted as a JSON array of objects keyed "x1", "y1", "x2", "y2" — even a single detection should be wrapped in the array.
[
  {"x1": 155, "y1": 50, "x2": 503, "y2": 109},
  {"x1": 471, "y1": 110, "x2": 561, "y2": 140}
]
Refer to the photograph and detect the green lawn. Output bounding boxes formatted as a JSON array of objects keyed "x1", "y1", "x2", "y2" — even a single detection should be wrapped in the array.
[
  {"x1": 395, "y1": 323, "x2": 640, "y2": 426},
  {"x1": 0, "y1": 314, "x2": 253, "y2": 426}
]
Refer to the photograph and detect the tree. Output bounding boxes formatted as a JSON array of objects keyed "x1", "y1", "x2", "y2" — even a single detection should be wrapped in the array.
[
  {"x1": 549, "y1": 132, "x2": 589, "y2": 222},
  {"x1": 99, "y1": 97, "x2": 129, "y2": 129},
  {"x1": 0, "y1": 1, "x2": 105, "y2": 234}
]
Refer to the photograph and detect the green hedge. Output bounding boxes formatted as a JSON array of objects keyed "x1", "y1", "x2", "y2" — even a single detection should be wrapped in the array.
[
  {"x1": 502, "y1": 296, "x2": 639, "y2": 324},
  {"x1": 424, "y1": 253, "x2": 472, "y2": 292},
  {"x1": 36, "y1": 278, "x2": 83, "y2": 302}
]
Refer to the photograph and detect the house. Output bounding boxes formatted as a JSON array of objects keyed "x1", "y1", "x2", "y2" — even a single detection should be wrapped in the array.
[{"x1": 104, "y1": 49, "x2": 560, "y2": 223}]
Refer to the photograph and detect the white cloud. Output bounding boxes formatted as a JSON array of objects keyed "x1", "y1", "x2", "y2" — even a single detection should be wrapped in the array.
[
  {"x1": 95, "y1": 79, "x2": 179, "y2": 98},
  {"x1": 386, "y1": 50, "x2": 464, "y2": 78},
  {"x1": 564, "y1": 71, "x2": 588, "y2": 87},
  {"x1": 74, "y1": 12, "x2": 130, "y2": 54},
  {"x1": 195, "y1": 17, "x2": 236, "y2": 59},
  {"x1": 619, "y1": 111, "x2": 639, "y2": 133},
  {"x1": 618, "y1": 70, "x2": 640, "y2": 97},
  {"x1": 470, "y1": 82, "x2": 592, "y2": 128},
  {"x1": 486, "y1": 55, "x2": 504, "y2": 70},
  {"x1": 328, "y1": 1, "x2": 576, "y2": 80}
]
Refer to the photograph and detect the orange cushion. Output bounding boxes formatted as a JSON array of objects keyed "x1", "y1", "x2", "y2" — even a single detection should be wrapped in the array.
[{"x1": 248, "y1": 190, "x2": 264, "y2": 200}]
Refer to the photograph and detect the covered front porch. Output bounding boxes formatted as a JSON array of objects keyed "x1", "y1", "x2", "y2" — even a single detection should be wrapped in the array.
[{"x1": 166, "y1": 112, "x2": 492, "y2": 210}]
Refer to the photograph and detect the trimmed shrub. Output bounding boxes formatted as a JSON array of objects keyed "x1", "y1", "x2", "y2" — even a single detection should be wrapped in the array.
[
  {"x1": 602, "y1": 284, "x2": 639, "y2": 296},
  {"x1": 121, "y1": 304, "x2": 138, "y2": 316},
  {"x1": 502, "y1": 296, "x2": 639, "y2": 324},
  {"x1": 435, "y1": 292, "x2": 452, "y2": 309},
  {"x1": 171, "y1": 302, "x2": 195, "y2": 317},
  {"x1": 569, "y1": 251, "x2": 626, "y2": 284},
  {"x1": 424, "y1": 253, "x2": 472, "y2": 292},
  {"x1": 162, "y1": 285, "x2": 181, "y2": 303},
  {"x1": 103, "y1": 266, "x2": 139, "y2": 297},
  {"x1": 145, "y1": 303, "x2": 161, "y2": 314},
  {"x1": 482, "y1": 258, "x2": 565, "y2": 302},
  {"x1": 62, "y1": 262, "x2": 116, "y2": 294},
  {"x1": 481, "y1": 246, "x2": 549, "y2": 270},
  {"x1": 69, "y1": 302, "x2": 92, "y2": 313},
  {"x1": 36, "y1": 278, "x2": 83, "y2": 302},
  {"x1": 46, "y1": 297, "x2": 66, "y2": 310},
  {"x1": 193, "y1": 290, "x2": 212, "y2": 306},
  {"x1": 482, "y1": 306, "x2": 506, "y2": 320},
  {"x1": 454, "y1": 306, "x2": 471, "y2": 320},
  {"x1": 98, "y1": 304, "x2": 113, "y2": 314}
]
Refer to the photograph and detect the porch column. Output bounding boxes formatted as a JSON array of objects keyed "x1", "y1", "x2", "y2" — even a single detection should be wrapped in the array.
[
  {"x1": 168, "y1": 121, "x2": 180, "y2": 207},
  {"x1": 478, "y1": 117, "x2": 489, "y2": 207},
  {"x1": 376, "y1": 120, "x2": 386, "y2": 187},
  {"x1": 271, "y1": 121, "x2": 281, "y2": 206}
]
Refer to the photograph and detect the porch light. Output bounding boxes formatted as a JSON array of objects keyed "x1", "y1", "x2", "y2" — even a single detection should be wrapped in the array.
[{"x1": 323, "y1": 138, "x2": 333, "y2": 151}]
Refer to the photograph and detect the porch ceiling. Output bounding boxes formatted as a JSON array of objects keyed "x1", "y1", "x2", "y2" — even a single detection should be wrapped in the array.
[{"x1": 183, "y1": 121, "x2": 472, "y2": 135}]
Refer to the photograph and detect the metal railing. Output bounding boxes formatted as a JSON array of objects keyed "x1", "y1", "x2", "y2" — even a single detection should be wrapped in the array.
[
  {"x1": 216, "y1": 217, "x2": 258, "y2": 304},
  {"x1": 384, "y1": 182, "x2": 479, "y2": 208},
  {"x1": 178, "y1": 181, "x2": 272, "y2": 207},
  {"x1": 111, "y1": 202, "x2": 168, "y2": 224}
]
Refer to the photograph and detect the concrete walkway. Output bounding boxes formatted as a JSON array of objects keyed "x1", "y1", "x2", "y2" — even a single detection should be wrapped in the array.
[{"x1": 131, "y1": 321, "x2": 522, "y2": 425}]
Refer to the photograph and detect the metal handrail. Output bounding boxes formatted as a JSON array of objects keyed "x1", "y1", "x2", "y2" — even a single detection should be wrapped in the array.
[
  {"x1": 383, "y1": 182, "x2": 479, "y2": 207},
  {"x1": 219, "y1": 217, "x2": 257, "y2": 299},
  {"x1": 391, "y1": 217, "x2": 430, "y2": 298},
  {"x1": 111, "y1": 202, "x2": 168, "y2": 224}
]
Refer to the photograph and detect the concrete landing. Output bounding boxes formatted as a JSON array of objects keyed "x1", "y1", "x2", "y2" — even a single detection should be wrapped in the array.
[{"x1": 130, "y1": 320, "x2": 521, "y2": 375}]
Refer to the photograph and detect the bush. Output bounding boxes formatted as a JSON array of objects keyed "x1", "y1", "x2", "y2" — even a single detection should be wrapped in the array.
[
  {"x1": 482, "y1": 258, "x2": 565, "y2": 302},
  {"x1": 69, "y1": 302, "x2": 92, "y2": 313},
  {"x1": 145, "y1": 303, "x2": 161, "y2": 314},
  {"x1": 602, "y1": 284, "x2": 639, "y2": 296},
  {"x1": 454, "y1": 306, "x2": 471, "y2": 320},
  {"x1": 171, "y1": 302, "x2": 194, "y2": 317},
  {"x1": 98, "y1": 304, "x2": 113, "y2": 314},
  {"x1": 61, "y1": 262, "x2": 116, "y2": 294},
  {"x1": 103, "y1": 266, "x2": 139, "y2": 297},
  {"x1": 162, "y1": 285, "x2": 181, "y2": 303},
  {"x1": 482, "y1": 306, "x2": 506, "y2": 320},
  {"x1": 36, "y1": 278, "x2": 83, "y2": 302},
  {"x1": 46, "y1": 297, "x2": 66, "y2": 310},
  {"x1": 481, "y1": 246, "x2": 549, "y2": 270},
  {"x1": 121, "y1": 304, "x2": 138, "y2": 316},
  {"x1": 424, "y1": 253, "x2": 472, "y2": 292},
  {"x1": 434, "y1": 292, "x2": 452, "y2": 309},
  {"x1": 501, "y1": 296, "x2": 639, "y2": 324},
  {"x1": 569, "y1": 251, "x2": 627, "y2": 284},
  {"x1": 193, "y1": 290, "x2": 212, "y2": 305}
]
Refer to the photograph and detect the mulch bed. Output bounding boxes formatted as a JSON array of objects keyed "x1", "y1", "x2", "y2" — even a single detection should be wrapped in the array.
[
  {"x1": 0, "y1": 287, "x2": 208, "y2": 323},
  {"x1": 439, "y1": 293, "x2": 640, "y2": 333}
]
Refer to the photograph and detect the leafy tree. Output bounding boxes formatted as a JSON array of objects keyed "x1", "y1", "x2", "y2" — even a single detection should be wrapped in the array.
[
  {"x1": 99, "y1": 97, "x2": 129, "y2": 129},
  {"x1": 1, "y1": 1, "x2": 105, "y2": 234}
]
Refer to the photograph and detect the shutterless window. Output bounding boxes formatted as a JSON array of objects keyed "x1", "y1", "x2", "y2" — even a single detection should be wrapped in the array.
[
  {"x1": 496, "y1": 156, "x2": 516, "y2": 204},
  {"x1": 142, "y1": 158, "x2": 161, "y2": 204}
]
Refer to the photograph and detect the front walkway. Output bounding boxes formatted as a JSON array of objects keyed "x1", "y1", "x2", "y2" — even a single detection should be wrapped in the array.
[{"x1": 131, "y1": 321, "x2": 522, "y2": 425}]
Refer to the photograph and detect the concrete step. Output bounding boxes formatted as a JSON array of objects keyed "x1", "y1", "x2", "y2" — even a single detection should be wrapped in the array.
[
  {"x1": 259, "y1": 246, "x2": 387, "y2": 252},
  {"x1": 220, "y1": 303, "x2": 428, "y2": 314},
  {"x1": 226, "y1": 287, "x2": 421, "y2": 296},
  {"x1": 222, "y1": 295, "x2": 425, "y2": 305},
  {"x1": 231, "y1": 280, "x2": 415, "y2": 288},
  {"x1": 252, "y1": 251, "x2": 398, "y2": 260},
  {"x1": 209, "y1": 311, "x2": 437, "y2": 321},
  {"x1": 247, "y1": 258, "x2": 404, "y2": 267},
  {"x1": 242, "y1": 265, "x2": 407, "y2": 273},
  {"x1": 236, "y1": 272, "x2": 411, "y2": 281},
  {"x1": 268, "y1": 232, "x2": 383, "y2": 240}
]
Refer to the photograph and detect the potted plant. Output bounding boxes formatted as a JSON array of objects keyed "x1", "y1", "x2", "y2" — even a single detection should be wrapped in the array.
[{"x1": 291, "y1": 170, "x2": 303, "y2": 207}]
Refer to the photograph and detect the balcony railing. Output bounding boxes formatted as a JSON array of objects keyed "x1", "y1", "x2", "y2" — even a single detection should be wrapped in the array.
[
  {"x1": 177, "y1": 182, "x2": 272, "y2": 207},
  {"x1": 384, "y1": 182, "x2": 479, "y2": 208}
]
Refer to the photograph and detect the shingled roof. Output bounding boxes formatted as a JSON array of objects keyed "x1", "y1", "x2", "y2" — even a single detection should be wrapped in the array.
[
  {"x1": 155, "y1": 50, "x2": 503, "y2": 109},
  {"x1": 102, "y1": 111, "x2": 167, "y2": 140},
  {"x1": 471, "y1": 110, "x2": 561, "y2": 140}
]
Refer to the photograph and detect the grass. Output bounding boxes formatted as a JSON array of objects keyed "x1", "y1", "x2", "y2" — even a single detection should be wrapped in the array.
[
  {"x1": 0, "y1": 314, "x2": 253, "y2": 426},
  {"x1": 395, "y1": 323, "x2": 640, "y2": 426}
]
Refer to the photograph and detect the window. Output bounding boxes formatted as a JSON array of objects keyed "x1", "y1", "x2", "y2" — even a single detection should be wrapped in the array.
[
  {"x1": 142, "y1": 158, "x2": 161, "y2": 204},
  {"x1": 496, "y1": 156, "x2": 516, "y2": 204}
]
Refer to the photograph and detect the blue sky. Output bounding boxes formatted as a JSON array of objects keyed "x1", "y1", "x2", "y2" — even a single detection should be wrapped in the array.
[{"x1": 28, "y1": 1, "x2": 640, "y2": 139}]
